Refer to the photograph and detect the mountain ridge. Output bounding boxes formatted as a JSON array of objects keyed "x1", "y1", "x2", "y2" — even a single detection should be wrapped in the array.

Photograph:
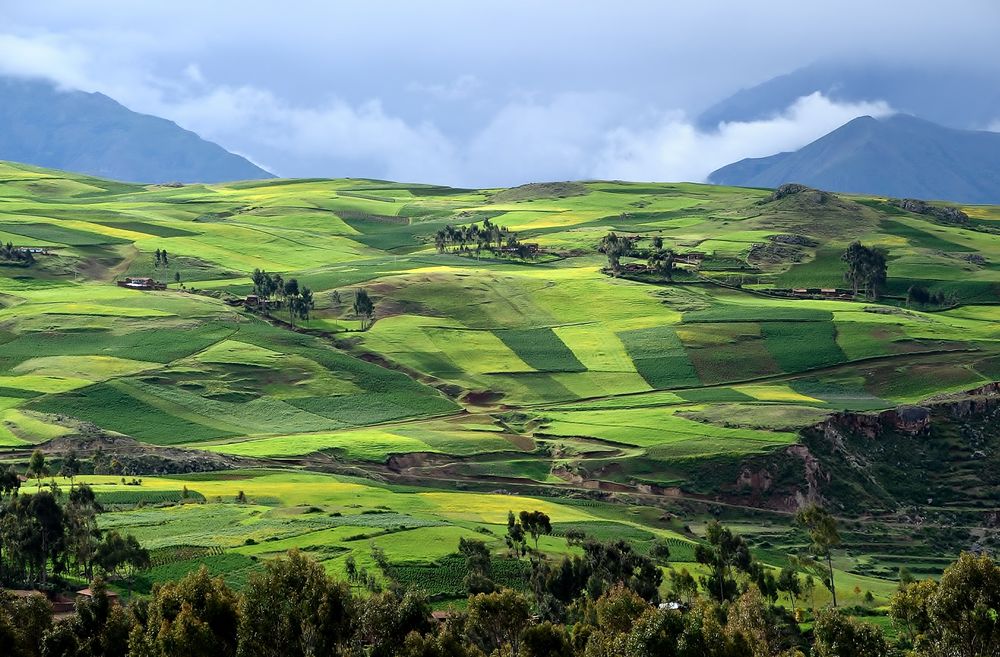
[
  {"x1": 0, "y1": 76, "x2": 273, "y2": 184},
  {"x1": 709, "y1": 114, "x2": 1000, "y2": 203}
]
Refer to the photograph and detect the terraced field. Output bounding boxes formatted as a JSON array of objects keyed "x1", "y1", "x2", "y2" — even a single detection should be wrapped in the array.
[{"x1": 1, "y1": 160, "x2": 998, "y2": 604}]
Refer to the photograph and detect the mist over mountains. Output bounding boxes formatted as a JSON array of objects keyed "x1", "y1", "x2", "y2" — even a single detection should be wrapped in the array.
[{"x1": 0, "y1": 77, "x2": 272, "y2": 183}]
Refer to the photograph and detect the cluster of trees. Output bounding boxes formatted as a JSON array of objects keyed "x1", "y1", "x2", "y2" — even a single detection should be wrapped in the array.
[
  {"x1": 434, "y1": 219, "x2": 535, "y2": 260},
  {"x1": 249, "y1": 269, "x2": 315, "y2": 326},
  {"x1": 906, "y1": 284, "x2": 952, "y2": 308},
  {"x1": 352, "y1": 289, "x2": 376, "y2": 330},
  {"x1": 600, "y1": 233, "x2": 676, "y2": 280},
  {"x1": 6, "y1": 543, "x2": 998, "y2": 657},
  {"x1": 152, "y1": 249, "x2": 170, "y2": 284},
  {"x1": 0, "y1": 242, "x2": 35, "y2": 265},
  {"x1": 647, "y1": 235, "x2": 677, "y2": 281},
  {"x1": 841, "y1": 242, "x2": 888, "y2": 299},
  {"x1": 0, "y1": 454, "x2": 149, "y2": 591}
]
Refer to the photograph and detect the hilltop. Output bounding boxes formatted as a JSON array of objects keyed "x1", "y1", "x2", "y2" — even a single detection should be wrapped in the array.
[{"x1": 0, "y1": 161, "x2": 998, "y2": 610}]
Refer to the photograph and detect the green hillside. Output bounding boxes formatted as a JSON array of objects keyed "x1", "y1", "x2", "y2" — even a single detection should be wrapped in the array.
[{"x1": 1, "y1": 161, "x2": 998, "y2": 607}]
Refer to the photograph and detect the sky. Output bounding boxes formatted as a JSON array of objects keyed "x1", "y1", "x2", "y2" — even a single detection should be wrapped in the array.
[{"x1": 2, "y1": 0, "x2": 999, "y2": 185}]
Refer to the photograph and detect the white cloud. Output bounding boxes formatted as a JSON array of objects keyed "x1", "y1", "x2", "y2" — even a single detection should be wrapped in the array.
[
  {"x1": 593, "y1": 93, "x2": 894, "y2": 182},
  {"x1": 0, "y1": 33, "x2": 96, "y2": 91}
]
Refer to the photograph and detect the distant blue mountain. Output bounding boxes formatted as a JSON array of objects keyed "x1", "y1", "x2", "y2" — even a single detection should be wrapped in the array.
[
  {"x1": 709, "y1": 114, "x2": 1000, "y2": 204},
  {"x1": 698, "y1": 62, "x2": 1000, "y2": 131},
  {"x1": 0, "y1": 76, "x2": 273, "y2": 183}
]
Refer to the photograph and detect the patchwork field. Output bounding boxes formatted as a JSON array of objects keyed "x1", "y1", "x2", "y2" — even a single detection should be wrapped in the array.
[{"x1": 1, "y1": 160, "x2": 998, "y2": 606}]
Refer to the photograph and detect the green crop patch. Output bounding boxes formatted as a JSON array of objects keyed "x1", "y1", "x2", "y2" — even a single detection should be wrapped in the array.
[
  {"x1": 289, "y1": 393, "x2": 458, "y2": 426},
  {"x1": 880, "y1": 220, "x2": 976, "y2": 252},
  {"x1": 30, "y1": 383, "x2": 237, "y2": 444},
  {"x1": 0, "y1": 324, "x2": 236, "y2": 371},
  {"x1": 89, "y1": 220, "x2": 199, "y2": 238},
  {"x1": 618, "y1": 326, "x2": 700, "y2": 389},
  {"x1": 391, "y1": 554, "x2": 530, "y2": 599},
  {"x1": 683, "y1": 306, "x2": 833, "y2": 323},
  {"x1": 675, "y1": 387, "x2": 755, "y2": 403},
  {"x1": 0, "y1": 222, "x2": 129, "y2": 245},
  {"x1": 761, "y1": 321, "x2": 847, "y2": 372},
  {"x1": 493, "y1": 327, "x2": 586, "y2": 372},
  {"x1": 134, "y1": 553, "x2": 264, "y2": 594}
]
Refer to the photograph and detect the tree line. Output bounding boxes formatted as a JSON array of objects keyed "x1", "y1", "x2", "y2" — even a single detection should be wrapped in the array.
[
  {"x1": 0, "y1": 452, "x2": 149, "y2": 592},
  {"x1": 4, "y1": 536, "x2": 998, "y2": 657},
  {"x1": 435, "y1": 218, "x2": 537, "y2": 260}
]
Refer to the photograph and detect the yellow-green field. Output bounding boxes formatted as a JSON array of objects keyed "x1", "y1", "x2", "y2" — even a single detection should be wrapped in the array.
[{"x1": 1, "y1": 160, "x2": 997, "y2": 605}]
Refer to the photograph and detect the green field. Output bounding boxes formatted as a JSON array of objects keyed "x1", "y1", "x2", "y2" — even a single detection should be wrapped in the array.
[{"x1": 1, "y1": 162, "x2": 998, "y2": 607}]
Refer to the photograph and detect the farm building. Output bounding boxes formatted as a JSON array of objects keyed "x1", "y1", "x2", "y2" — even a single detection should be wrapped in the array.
[
  {"x1": 76, "y1": 587, "x2": 120, "y2": 605},
  {"x1": 117, "y1": 277, "x2": 166, "y2": 290}
]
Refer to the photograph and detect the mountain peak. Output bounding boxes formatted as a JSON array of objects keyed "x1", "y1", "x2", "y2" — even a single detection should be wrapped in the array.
[{"x1": 709, "y1": 114, "x2": 1000, "y2": 203}]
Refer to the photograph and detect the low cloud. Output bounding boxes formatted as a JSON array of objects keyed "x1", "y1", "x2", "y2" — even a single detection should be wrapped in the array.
[
  {"x1": 0, "y1": 31, "x2": 894, "y2": 186},
  {"x1": 593, "y1": 93, "x2": 895, "y2": 182}
]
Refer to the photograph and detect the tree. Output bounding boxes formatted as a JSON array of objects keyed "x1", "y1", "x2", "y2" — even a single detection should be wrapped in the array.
[
  {"x1": 649, "y1": 539, "x2": 671, "y2": 565},
  {"x1": 889, "y1": 579, "x2": 934, "y2": 648},
  {"x1": 694, "y1": 520, "x2": 752, "y2": 602},
  {"x1": 283, "y1": 278, "x2": 300, "y2": 325},
  {"x1": 726, "y1": 586, "x2": 787, "y2": 657},
  {"x1": 600, "y1": 233, "x2": 629, "y2": 276},
  {"x1": 647, "y1": 248, "x2": 676, "y2": 281},
  {"x1": 237, "y1": 549, "x2": 356, "y2": 657},
  {"x1": 66, "y1": 484, "x2": 102, "y2": 580},
  {"x1": 518, "y1": 510, "x2": 552, "y2": 552},
  {"x1": 915, "y1": 552, "x2": 1000, "y2": 657},
  {"x1": 668, "y1": 568, "x2": 698, "y2": 602},
  {"x1": 841, "y1": 241, "x2": 888, "y2": 300},
  {"x1": 60, "y1": 450, "x2": 80, "y2": 491},
  {"x1": 295, "y1": 286, "x2": 314, "y2": 322},
  {"x1": 48, "y1": 576, "x2": 131, "y2": 657},
  {"x1": 353, "y1": 289, "x2": 375, "y2": 330},
  {"x1": 131, "y1": 566, "x2": 239, "y2": 657},
  {"x1": 506, "y1": 510, "x2": 527, "y2": 558},
  {"x1": 0, "y1": 465, "x2": 20, "y2": 500},
  {"x1": 358, "y1": 589, "x2": 432, "y2": 657},
  {"x1": 777, "y1": 566, "x2": 802, "y2": 610},
  {"x1": 0, "y1": 589, "x2": 53, "y2": 657},
  {"x1": 29, "y1": 491, "x2": 65, "y2": 585},
  {"x1": 812, "y1": 609, "x2": 891, "y2": 657},
  {"x1": 28, "y1": 449, "x2": 49, "y2": 492},
  {"x1": 795, "y1": 504, "x2": 841, "y2": 607},
  {"x1": 95, "y1": 530, "x2": 149, "y2": 595},
  {"x1": 459, "y1": 537, "x2": 495, "y2": 594},
  {"x1": 466, "y1": 589, "x2": 531, "y2": 657},
  {"x1": 841, "y1": 241, "x2": 867, "y2": 296},
  {"x1": 520, "y1": 622, "x2": 573, "y2": 657}
]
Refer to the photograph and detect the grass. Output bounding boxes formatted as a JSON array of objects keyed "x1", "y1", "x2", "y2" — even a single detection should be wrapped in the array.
[
  {"x1": 493, "y1": 327, "x2": 587, "y2": 372},
  {"x1": 618, "y1": 325, "x2": 701, "y2": 389},
  {"x1": 1, "y1": 163, "x2": 998, "y2": 601}
]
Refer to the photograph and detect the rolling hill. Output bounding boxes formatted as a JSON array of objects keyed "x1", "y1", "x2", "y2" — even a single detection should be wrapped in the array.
[
  {"x1": 0, "y1": 161, "x2": 997, "y2": 608},
  {"x1": 709, "y1": 114, "x2": 1000, "y2": 203},
  {"x1": 0, "y1": 76, "x2": 273, "y2": 183}
]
